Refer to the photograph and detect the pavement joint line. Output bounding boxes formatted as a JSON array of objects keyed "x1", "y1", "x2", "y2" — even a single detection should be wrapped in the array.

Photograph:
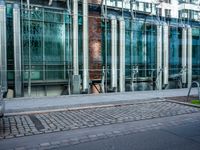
[
  {"x1": 4, "y1": 99, "x2": 166, "y2": 116},
  {"x1": 165, "y1": 99, "x2": 200, "y2": 108}
]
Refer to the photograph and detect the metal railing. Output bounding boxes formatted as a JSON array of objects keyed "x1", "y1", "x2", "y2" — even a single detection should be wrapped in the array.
[{"x1": 187, "y1": 81, "x2": 200, "y2": 102}]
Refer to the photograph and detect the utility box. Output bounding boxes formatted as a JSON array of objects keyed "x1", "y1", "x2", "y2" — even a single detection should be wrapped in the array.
[{"x1": 72, "y1": 75, "x2": 81, "y2": 94}]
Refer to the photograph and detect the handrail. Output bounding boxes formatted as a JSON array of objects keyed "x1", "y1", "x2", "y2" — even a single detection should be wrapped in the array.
[{"x1": 187, "y1": 81, "x2": 200, "y2": 102}]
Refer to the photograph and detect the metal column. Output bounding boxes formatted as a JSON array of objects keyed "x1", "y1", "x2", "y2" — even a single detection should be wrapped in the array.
[
  {"x1": 163, "y1": 23, "x2": 169, "y2": 85},
  {"x1": 111, "y1": 16, "x2": 117, "y2": 91},
  {"x1": 0, "y1": 1, "x2": 7, "y2": 92},
  {"x1": 119, "y1": 17, "x2": 125, "y2": 92},
  {"x1": 72, "y1": 0, "x2": 80, "y2": 94},
  {"x1": 13, "y1": 4, "x2": 22, "y2": 97},
  {"x1": 142, "y1": 24, "x2": 147, "y2": 76},
  {"x1": 182, "y1": 27, "x2": 187, "y2": 84},
  {"x1": 187, "y1": 27, "x2": 192, "y2": 88},
  {"x1": 73, "y1": 0, "x2": 79, "y2": 75},
  {"x1": 82, "y1": 0, "x2": 89, "y2": 92},
  {"x1": 156, "y1": 25, "x2": 162, "y2": 90}
]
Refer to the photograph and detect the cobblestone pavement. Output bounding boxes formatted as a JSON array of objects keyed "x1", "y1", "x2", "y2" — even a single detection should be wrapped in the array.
[{"x1": 0, "y1": 100, "x2": 200, "y2": 140}]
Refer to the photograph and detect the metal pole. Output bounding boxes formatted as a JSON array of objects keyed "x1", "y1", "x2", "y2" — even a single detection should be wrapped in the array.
[
  {"x1": 156, "y1": 25, "x2": 162, "y2": 90},
  {"x1": 111, "y1": 15, "x2": 117, "y2": 91},
  {"x1": 63, "y1": 12, "x2": 66, "y2": 81},
  {"x1": 42, "y1": 8, "x2": 47, "y2": 96},
  {"x1": 67, "y1": 3, "x2": 72, "y2": 95},
  {"x1": 130, "y1": 9, "x2": 134, "y2": 91},
  {"x1": 0, "y1": 0, "x2": 7, "y2": 92},
  {"x1": 104, "y1": 0, "x2": 108, "y2": 93},
  {"x1": 13, "y1": 4, "x2": 22, "y2": 97},
  {"x1": 28, "y1": 2, "x2": 31, "y2": 97},
  {"x1": 187, "y1": 26, "x2": 192, "y2": 88},
  {"x1": 119, "y1": 17, "x2": 125, "y2": 92},
  {"x1": 182, "y1": 27, "x2": 187, "y2": 84},
  {"x1": 163, "y1": 23, "x2": 169, "y2": 85},
  {"x1": 82, "y1": 0, "x2": 89, "y2": 92}
]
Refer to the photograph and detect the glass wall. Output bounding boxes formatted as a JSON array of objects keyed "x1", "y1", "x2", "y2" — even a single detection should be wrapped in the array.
[{"x1": 3, "y1": 1, "x2": 200, "y2": 97}]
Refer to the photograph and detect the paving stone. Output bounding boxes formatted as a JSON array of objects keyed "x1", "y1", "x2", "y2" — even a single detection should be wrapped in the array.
[{"x1": 1, "y1": 101, "x2": 200, "y2": 140}]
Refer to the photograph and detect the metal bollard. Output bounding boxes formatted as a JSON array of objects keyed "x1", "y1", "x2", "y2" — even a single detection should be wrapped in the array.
[{"x1": 187, "y1": 81, "x2": 200, "y2": 102}]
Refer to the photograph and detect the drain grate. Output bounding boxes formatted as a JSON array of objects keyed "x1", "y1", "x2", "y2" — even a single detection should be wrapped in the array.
[{"x1": 29, "y1": 115, "x2": 45, "y2": 130}]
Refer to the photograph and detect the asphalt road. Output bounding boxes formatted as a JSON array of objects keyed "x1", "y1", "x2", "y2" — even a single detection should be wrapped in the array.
[{"x1": 59, "y1": 122, "x2": 200, "y2": 150}]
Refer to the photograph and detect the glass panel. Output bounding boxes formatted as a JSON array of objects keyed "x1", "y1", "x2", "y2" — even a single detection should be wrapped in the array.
[
  {"x1": 21, "y1": 5, "x2": 71, "y2": 83},
  {"x1": 169, "y1": 27, "x2": 182, "y2": 89},
  {"x1": 169, "y1": 27, "x2": 182, "y2": 76},
  {"x1": 6, "y1": 4, "x2": 14, "y2": 81},
  {"x1": 192, "y1": 28, "x2": 200, "y2": 81}
]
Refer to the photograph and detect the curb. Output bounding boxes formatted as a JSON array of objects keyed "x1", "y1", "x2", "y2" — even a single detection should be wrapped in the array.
[
  {"x1": 165, "y1": 99, "x2": 200, "y2": 108},
  {"x1": 5, "y1": 99, "x2": 165, "y2": 116}
]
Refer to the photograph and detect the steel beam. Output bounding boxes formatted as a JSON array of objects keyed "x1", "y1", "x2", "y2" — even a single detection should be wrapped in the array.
[
  {"x1": 156, "y1": 25, "x2": 162, "y2": 90},
  {"x1": 82, "y1": 0, "x2": 89, "y2": 92},
  {"x1": 182, "y1": 27, "x2": 187, "y2": 84},
  {"x1": 0, "y1": 1, "x2": 7, "y2": 92},
  {"x1": 119, "y1": 17, "x2": 125, "y2": 92},
  {"x1": 13, "y1": 4, "x2": 22, "y2": 97},
  {"x1": 163, "y1": 23, "x2": 169, "y2": 85},
  {"x1": 187, "y1": 26, "x2": 192, "y2": 88},
  {"x1": 111, "y1": 15, "x2": 117, "y2": 91},
  {"x1": 73, "y1": 0, "x2": 79, "y2": 75}
]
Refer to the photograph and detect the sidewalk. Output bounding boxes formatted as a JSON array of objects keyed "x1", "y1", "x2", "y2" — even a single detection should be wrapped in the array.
[
  {"x1": 1, "y1": 111, "x2": 200, "y2": 150},
  {"x1": 4, "y1": 88, "x2": 198, "y2": 114}
]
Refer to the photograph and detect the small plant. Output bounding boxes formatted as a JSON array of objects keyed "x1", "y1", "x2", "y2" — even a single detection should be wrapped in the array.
[{"x1": 191, "y1": 100, "x2": 200, "y2": 105}]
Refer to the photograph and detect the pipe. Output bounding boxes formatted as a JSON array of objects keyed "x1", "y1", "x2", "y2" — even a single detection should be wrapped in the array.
[
  {"x1": 119, "y1": 17, "x2": 125, "y2": 92},
  {"x1": 13, "y1": 4, "x2": 22, "y2": 97},
  {"x1": 0, "y1": 1, "x2": 7, "y2": 92},
  {"x1": 111, "y1": 15, "x2": 117, "y2": 91},
  {"x1": 82, "y1": 0, "x2": 89, "y2": 92},
  {"x1": 163, "y1": 23, "x2": 169, "y2": 85}
]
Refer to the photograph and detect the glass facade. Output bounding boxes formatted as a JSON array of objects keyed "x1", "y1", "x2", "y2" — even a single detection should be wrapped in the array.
[{"x1": 0, "y1": 0, "x2": 200, "y2": 97}]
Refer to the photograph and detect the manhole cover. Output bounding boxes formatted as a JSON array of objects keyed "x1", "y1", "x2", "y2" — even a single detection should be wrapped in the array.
[{"x1": 29, "y1": 115, "x2": 45, "y2": 130}]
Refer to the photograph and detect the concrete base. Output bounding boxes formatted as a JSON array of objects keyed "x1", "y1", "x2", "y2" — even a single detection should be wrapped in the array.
[{"x1": 72, "y1": 75, "x2": 81, "y2": 94}]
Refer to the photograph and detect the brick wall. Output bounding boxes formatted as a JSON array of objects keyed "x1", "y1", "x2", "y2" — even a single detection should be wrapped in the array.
[{"x1": 89, "y1": 12, "x2": 102, "y2": 80}]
